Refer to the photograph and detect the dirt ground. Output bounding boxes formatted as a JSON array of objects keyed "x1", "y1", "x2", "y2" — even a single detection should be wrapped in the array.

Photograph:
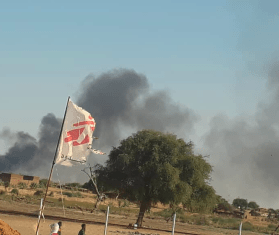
[
  {"x1": 0, "y1": 186, "x2": 268, "y2": 235},
  {"x1": 0, "y1": 213, "x2": 166, "y2": 235},
  {"x1": 0, "y1": 212, "x2": 267, "y2": 235}
]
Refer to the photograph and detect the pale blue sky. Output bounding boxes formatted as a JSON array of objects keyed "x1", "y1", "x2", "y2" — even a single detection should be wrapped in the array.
[{"x1": 0, "y1": 0, "x2": 253, "y2": 140}]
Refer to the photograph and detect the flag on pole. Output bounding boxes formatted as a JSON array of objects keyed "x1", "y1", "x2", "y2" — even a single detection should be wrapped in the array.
[
  {"x1": 88, "y1": 145, "x2": 106, "y2": 155},
  {"x1": 55, "y1": 99, "x2": 96, "y2": 166},
  {"x1": 90, "y1": 149, "x2": 106, "y2": 155}
]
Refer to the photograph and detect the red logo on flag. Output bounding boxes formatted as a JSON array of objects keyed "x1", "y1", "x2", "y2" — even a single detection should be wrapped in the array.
[{"x1": 64, "y1": 116, "x2": 95, "y2": 146}]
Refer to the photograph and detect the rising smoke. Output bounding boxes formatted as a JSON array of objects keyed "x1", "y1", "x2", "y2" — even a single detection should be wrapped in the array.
[
  {"x1": 77, "y1": 69, "x2": 197, "y2": 152},
  {"x1": 0, "y1": 69, "x2": 197, "y2": 182},
  {"x1": 203, "y1": 0, "x2": 279, "y2": 208},
  {"x1": 0, "y1": 114, "x2": 62, "y2": 177}
]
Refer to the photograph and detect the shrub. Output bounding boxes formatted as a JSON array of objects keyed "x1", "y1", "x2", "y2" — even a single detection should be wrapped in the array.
[
  {"x1": 0, "y1": 180, "x2": 4, "y2": 186},
  {"x1": 195, "y1": 216, "x2": 210, "y2": 226},
  {"x1": 268, "y1": 224, "x2": 277, "y2": 230},
  {"x1": 63, "y1": 192, "x2": 73, "y2": 197},
  {"x1": 18, "y1": 182, "x2": 27, "y2": 189},
  {"x1": 242, "y1": 221, "x2": 254, "y2": 231},
  {"x1": 73, "y1": 192, "x2": 83, "y2": 198},
  {"x1": 30, "y1": 183, "x2": 38, "y2": 189},
  {"x1": 66, "y1": 183, "x2": 82, "y2": 190},
  {"x1": 11, "y1": 188, "x2": 19, "y2": 195},
  {"x1": 0, "y1": 190, "x2": 6, "y2": 195},
  {"x1": 39, "y1": 179, "x2": 48, "y2": 188},
  {"x1": 62, "y1": 191, "x2": 83, "y2": 198},
  {"x1": 118, "y1": 199, "x2": 130, "y2": 208},
  {"x1": 34, "y1": 190, "x2": 44, "y2": 197},
  {"x1": 122, "y1": 199, "x2": 130, "y2": 207},
  {"x1": 4, "y1": 181, "x2": 10, "y2": 188}
]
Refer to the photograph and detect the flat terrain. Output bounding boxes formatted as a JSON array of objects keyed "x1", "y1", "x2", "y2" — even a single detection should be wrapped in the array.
[
  {"x1": 0, "y1": 212, "x2": 266, "y2": 235},
  {"x1": 0, "y1": 186, "x2": 271, "y2": 234},
  {"x1": 0, "y1": 200, "x2": 265, "y2": 235}
]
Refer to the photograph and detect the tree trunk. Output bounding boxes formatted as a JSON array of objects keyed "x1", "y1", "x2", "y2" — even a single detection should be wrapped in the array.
[
  {"x1": 136, "y1": 201, "x2": 150, "y2": 227},
  {"x1": 94, "y1": 197, "x2": 102, "y2": 210}
]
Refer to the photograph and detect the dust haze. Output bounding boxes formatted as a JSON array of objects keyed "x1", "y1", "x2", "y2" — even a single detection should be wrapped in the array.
[{"x1": 203, "y1": 0, "x2": 279, "y2": 208}]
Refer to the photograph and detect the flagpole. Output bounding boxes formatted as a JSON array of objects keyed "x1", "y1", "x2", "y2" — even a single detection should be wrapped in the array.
[{"x1": 36, "y1": 96, "x2": 70, "y2": 235}]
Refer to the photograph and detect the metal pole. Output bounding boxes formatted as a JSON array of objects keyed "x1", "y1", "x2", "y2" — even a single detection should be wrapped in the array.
[
  {"x1": 35, "y1": 97, "x2": 70, "y2": 235},
  {"x1": 36, "y1": 198, "x2": 44, "y2": 235},
  {"x1": 104, "y1": 206, "x2": 110, "y2": 235},
  {"x1": 239, "y1": 221, "x2": 242, "y2": 235},
  {"x1": 171, "y1": 213, "x2": 176, "y2": 235}
]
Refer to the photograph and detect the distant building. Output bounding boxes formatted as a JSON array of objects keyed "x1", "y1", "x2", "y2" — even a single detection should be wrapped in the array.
[{"x1": 0, "y1": 173, "x2": 40, "y2": 186}]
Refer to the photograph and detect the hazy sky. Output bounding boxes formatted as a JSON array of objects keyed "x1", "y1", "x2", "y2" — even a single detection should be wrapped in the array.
[{"x1": 1, "y1": 0, "x2": 279, "y2": 209}]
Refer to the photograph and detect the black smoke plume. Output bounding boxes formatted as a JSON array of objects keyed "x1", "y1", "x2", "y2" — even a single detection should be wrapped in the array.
[
  {"x1": 0, "y1": 69, "x2": 197, "y2": 181},
  {"x1": 77, "y1": 69, "x2": 197, "y2": 153},
  {"x1": 0, "y1": 114, "x2": 61, "y2": 177}
]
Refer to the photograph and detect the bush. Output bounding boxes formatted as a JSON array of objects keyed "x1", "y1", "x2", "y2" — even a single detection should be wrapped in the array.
[
  {"x1": 242, "y1": 221, "x2": 254, "y2": 231},
  {"x1": 18, "y1": 182, "x2": 27, "y2": 189},
  {"x1": 4, "y1": 181, "x2": 10, "y2": 188},
  {"x1": 34, "y1": 190, "x2": 44, "y2": 197},
  {"x1": 0, "y1": 190, "x2": 6, "y2": 195},
  {"x1": 268, "y1": 224, "x2": 277, "y2": 230},
  {"x1": 62, "y1": 191, "x2": 83, "y2": 198},
  {"x1": 30, "y1": 183, "x2": 38, "y2": 189},
  {"x1": 210, "y1": 216, "x2": 240, "y2": 230},
  {"x1": 39, "y1": 179, "x2": 48, "y2": 188},
  {"x1": 118, "y1": 199, "x2": 130, "y2": 208},
  {"x1": 66, "y1": 183, "x2": 82, "y2": 190},
  {"x1": 73, "y1": 192, "x2": 83, "y2": 198},
  {"x1": 11, "y1": 188, "x2": 19, "y2": 195},
  {"x1": 63, "y1": 192, "x2": 73, "y2": 197},
  {"x1": 195, "y1": 216, "x2": 210, "y2": 225},
  {"x1": 0, "y1": 180, "x2": 4, "y2": 186}
]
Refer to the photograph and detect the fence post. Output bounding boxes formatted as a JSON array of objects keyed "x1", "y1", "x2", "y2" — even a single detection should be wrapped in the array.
[
  {"x1": 239, "y1": 221, "x2": 242, "y2": 235},
  {"x1": 104, "y1": 206, "x2": 109, "y2": 235},
  {"x1": 171, "y1": 212, "x2": 176, "y2": 235}
]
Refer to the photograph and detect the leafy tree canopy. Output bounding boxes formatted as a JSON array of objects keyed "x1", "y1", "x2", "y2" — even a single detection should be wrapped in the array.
[
  {"x1": 215, "y1": 195, "x2": 233, "y2": 212},
  {"x1": 232, "y1": 198, "x2": 248, "y2": 210},
  {"x1": 248, "y1": 201, "x2": 259, "y2": 209},
  {"x1": 96, "y1": 130, "x2": 215, "y2": 226}
]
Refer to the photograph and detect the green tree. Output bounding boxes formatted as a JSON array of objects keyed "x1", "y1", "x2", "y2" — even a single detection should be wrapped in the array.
[
  {"x1": 232, "y1": 198, "x2": 248, "y2": 210},
  {"x1": 183, "y1": 184, "x2": 217, "y2": 213},
  {"x1": 97, "y1": 130, "x2": 215, "y2": 227},
  {"x1": 248, "y1": 201, "x2": 259, "y2": 209},
  {"x1": 39, "y1": 179, "x2": 48, "y2": 188},
  {"x1": 215, "y1": 195, "x2": 233, "y2": 212}
]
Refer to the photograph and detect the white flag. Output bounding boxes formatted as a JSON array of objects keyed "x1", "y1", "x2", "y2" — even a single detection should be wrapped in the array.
[
  {"x1": 55, "y1": 99, "x2": 96, "y2": 166},
  {"x1": 90, "y1": 148, "x2": 106, "y2": 155}
]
